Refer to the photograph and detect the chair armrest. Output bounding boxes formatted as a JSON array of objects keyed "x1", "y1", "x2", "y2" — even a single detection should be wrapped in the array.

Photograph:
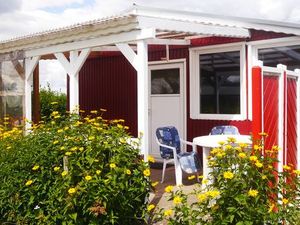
[{"x1": 180, "y1": 138, "x2": 197, "y2": 152}]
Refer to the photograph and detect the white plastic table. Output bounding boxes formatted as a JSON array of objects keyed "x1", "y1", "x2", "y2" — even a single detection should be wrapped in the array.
[{"x1": 193, "y1": 135, "x2": 252, "y2": 185}]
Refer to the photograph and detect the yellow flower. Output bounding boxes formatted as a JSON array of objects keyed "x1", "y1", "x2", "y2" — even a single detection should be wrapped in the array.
[
  {"x1": 126, "y1": 169, "x2": 131, "y2": 175},
  {"x1": 148, "y1": 155, "x2": 155, "y2": 163},
  {"x1": 282, "y1": 198, "x2": 289, "y2": 205},
  {"x1": 117, "y1": 124, "x2": 123, "y2": 129},
  {"x1": 85, "y1": 175, "x2": 92, "y2": 181},
  {"x1": 173, "y1": 196, "x2": 182, "y2": 205},
  {"x1": 57, "y1": 129, "x2": 63, "y2": 133},
  {"x1": 239, "y1": 143, "x2": 248, "y2": 148},
  {"x1": 223, "y1": 171, "x2": 234, "y2": 179},
  {"x1": 61, "y1": 171, "x2": 68, "y2": 177},
  {"x1": 283, "y1": 165, "x2": 291, "y2": 171},
  {"x1": 50, "y1": 102, "x2": 58, "y2": 105},
  {"x1": 262, "y1": 175, "x2": 267, "y2": 180},
  {"x1": 60, "y1": 146, "x2": 66, "y2": 150},
  {"x1": 65, "y1": 152, "x2": 72, "y2": 156},
  {"x1": 188, "y1": 175, "x2": 196, "y2": 180},
  {"x1": 227, "y1": 137, "x2": 236, "y2": 143},
  {"x1": 70, "y1": 147, "x2": 78, "y2": 151},
  {"x1": 255, "y1": 161, "x2": 263, "y2": 168},
  {"x1": 96, "y1": 170, "x2": 101, "y2": 175},
  {"x1": 68, "y1": 188, "x2": 76, "y2": 195},
  {"x1": 293, "y1": 169, "x2": 300, "y2": 175},
  {"x1": 151, "y1": 181, "x2": 159, "y2": 187},
  {"x1": 32, "y1": 165, "x2": 40, "y2": 171},
  {"x1": 54, "y1": 166, "x2": 60, "y2": 172},
  {"x1": 53, "y1": 140, "x2": 59, "y2": 145},
  {"x1": 164, "y1": 209, "x2": 173, "y2": 217},
  {"x1": 90, "y1": 110, "x2": 98, "y2": 114},
  {"x1": 225, "y1": 145, "x2": 233, "y2": 150},
  {"x1": 250, "y1": 156, "x2": 258, "y2": 162},
  {"x1": 202, "y1": 179, "x2": 209, "y2": 184},
  {"x1": 109, "y1": 163, "x2": 116, "y2": 169},
  {"x1": 165, "y1": 185, "x2": 173, "y2": 193},
  {"x1": 218, "y1": 141, "x2": 225, "y2": 145},
  {"x1": 268, "y1": 203, "x2": 275, "y2": 213},
  {"x1": 248, "y1": 189, "x2": 259, "y2": 197},
  {"x1": 197, "y1": 193, "x2": 207, "y2": 202},
  {"x1": 124, "y1": 126, "x2": 129, "y2": 130},
  {"x1": 100, "y1": 108, "x2": 107, "y2": 112},
  {"x1": 147, "y1": 204, "x2": 155, "y2": 211},
  {"x1": 88, "y1": 136, "x2": 95, "y2": 141},
  {"x1": 25, "y1": 180, "x2": 33, "y2": 186},
  {"x1": 79, "y1": 147, "x2": 84, "y2": 151},
  {"x1": 143, "y1": 169, "x2": 151, "y2": 177},
  {"x1": 238, "y1": 153, "x2": 247, "y2": 159},
  {"x1": 253, "y1": 145, "x2": 261, "y2": 151},
  {"x1": 207, "y1": 190, "x2": 220, "y2": 198}
]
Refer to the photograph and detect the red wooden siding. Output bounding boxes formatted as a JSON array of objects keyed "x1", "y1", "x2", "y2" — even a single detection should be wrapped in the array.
[
  {"x1": 286, "y1": 78, "x2": 297, "y2": 167},
  {"x1": 78, "y1": 30, "x2": 292, "y2": 140},
  {"x1": 263, "y1": 75, "x2": 279, "y2": 150},
  {"x1": 79, "y1": 55, "x2": 138, "y2": 137}
]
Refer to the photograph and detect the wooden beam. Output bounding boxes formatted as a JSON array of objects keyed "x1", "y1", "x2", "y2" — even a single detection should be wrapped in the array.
[
  {"x1": 0, "y1": 51, "x2": 24, "y2": 62},
  {"x1": 33, "y1": 64, "x2": 40, "y2": 124},
  {"x1": 116, "y1": 43, "x2": 139, "y2": 71},
  {"x1": 146, "y1": 38, "x2": 190, "y2": 45},
  {"x1": 11, "y1": 60, "x2": 25, "y2": 80},
  {"x1": 25, "y1": 29, "x2": 156, "y2": 58},
  {"x1": 54, "y1": 53, "x2": 72, "y2": 75},
  {"x1": 137, "y1": 40, "x2": 149, "y2": 161},
  {"x1": 25, "y1": 56, "x2": 40, "y2": 80}
]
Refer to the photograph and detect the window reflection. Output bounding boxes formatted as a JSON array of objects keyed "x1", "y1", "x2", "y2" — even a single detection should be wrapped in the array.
[
  {"x1": 151, "y1": 68, "x2": 180, "y2": 94},
  {"x1": 200, "y1": 51, "x2": 240, "y2": 114},
  {"x1": 258, "y1": 45, "x2": 300, "y2": 70}
]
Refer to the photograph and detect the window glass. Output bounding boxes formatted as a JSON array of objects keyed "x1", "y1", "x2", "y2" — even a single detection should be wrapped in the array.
[
  {"x1": 151, "y1": 68, "x2": 180, "y2": 94},
  {"x1": 200, "y1": 51, "x2": 240, "y2": 114},
  {"x1": 0, "y1": 61, "x2": 24, "y2": 123},
  {"x1": 258, "y1": 45, "x2": 300, "y2": 70}
]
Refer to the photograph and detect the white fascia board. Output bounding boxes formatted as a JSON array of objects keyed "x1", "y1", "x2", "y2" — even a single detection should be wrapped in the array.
[
  {"x1": 146, "y1": 39, "x2": 190, "y2": 45},
  {"x1": 25, "y1": 28, "x2": 155, "y2": 58},
  {"x1": 137, "y1": 16, "x2": 250, "y2": 38}
]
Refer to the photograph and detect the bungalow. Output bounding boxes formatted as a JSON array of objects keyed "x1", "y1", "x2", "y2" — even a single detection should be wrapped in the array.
[{"x1": 0, "y1": 5, "x2": 299, "y2": 170}]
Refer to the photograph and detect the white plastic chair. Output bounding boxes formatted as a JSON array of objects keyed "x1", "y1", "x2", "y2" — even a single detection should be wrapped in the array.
[{"x1": 155, "y1": 126, "x2": 201, "y2": 186}]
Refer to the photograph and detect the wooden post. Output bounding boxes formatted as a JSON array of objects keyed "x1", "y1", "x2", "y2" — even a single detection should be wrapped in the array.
[
  {"x1": 33, "y1": 64, "x2": 40, "y2": 124},
  {"x1": 252, "y1": 66, "x2": 263, "y2": 141},
  {"x1": 137, "y1": 40, "x2": 149, "y2": 162}
]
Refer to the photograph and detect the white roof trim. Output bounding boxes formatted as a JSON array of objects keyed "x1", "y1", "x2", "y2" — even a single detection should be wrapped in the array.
[{"x1": 137, "y1": 16, "x2": 250, "y2": 38}]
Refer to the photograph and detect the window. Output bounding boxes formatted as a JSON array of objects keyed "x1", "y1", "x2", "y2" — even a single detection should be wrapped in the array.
[
  {"x1": 151, "y1": 68, "x2": 180, "y2": 95},
  {"x1": 258, "y1": 45, "x2": 300, "y2": 70},
  {"x1": 190, "y1": 44, "x2": 246, "y2": 120}
]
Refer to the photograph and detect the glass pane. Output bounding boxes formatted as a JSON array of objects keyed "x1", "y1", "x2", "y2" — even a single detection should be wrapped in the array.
[
  {"x1": 200, "y1": 51, "x2": 240, "y2": 114},
  {"x1": 151, "y1": 68, "x2": 180, "y2": 94},
  {"x1": 0, "y1": 61, "x2": 24, "y2": 124},
  {"x1": 258, "y1": 45, "x2": 300, "y2": 70}
]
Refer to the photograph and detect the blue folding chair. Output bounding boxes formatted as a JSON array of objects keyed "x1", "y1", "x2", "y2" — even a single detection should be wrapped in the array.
[
  {"x1": 210, "y1": 125, "x2": 240, "y2": 135},
  {"x1": 156, "y1": 126, "x2": 202, "y2": 185}
]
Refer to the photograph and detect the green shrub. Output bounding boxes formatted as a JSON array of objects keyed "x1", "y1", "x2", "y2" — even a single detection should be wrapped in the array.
[
  {"x1": 153, "y1": 136, "x2": 300, "y2": 225},
  {"x1": 0, "y1": 110, "x2": 150, "y2": 225},
  {"x1": 40, "y1": 84, "x2": 67, "y2": 120}
]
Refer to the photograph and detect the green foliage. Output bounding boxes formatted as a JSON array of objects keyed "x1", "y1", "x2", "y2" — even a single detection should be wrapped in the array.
[
  {"x1": 0, "y1": 111, "x2": 150, "y2": 225},
  {"x1": 40, "y1": 83, "x2": 67, "y2": 120},
  {"x1": 154, "y1": 136, "x2": 300, "y2": 225}
]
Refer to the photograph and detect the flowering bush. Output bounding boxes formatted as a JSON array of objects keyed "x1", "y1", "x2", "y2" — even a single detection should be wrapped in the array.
[
  {"x1": 0, "y1": 110, "x2": 150, "y2": 224},
  {"x1": 153, "y1": 136, "x2": 300, "y2": 225}
]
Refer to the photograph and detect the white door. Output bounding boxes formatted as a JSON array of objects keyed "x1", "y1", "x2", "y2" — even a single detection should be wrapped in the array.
[{"x1": 149, "y1": 62, "x2": 185, "y2": 159}]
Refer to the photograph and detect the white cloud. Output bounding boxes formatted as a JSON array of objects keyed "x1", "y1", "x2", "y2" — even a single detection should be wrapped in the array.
[
  {"x1": 21, "y1": 0, "x2": 85, "y2": 11},
  {"x1": 39, "y1": 60, "x2": 66, "y2": 93},
  {"x1": 2, "y1": 0, "x2": 300, "y2": 92}
]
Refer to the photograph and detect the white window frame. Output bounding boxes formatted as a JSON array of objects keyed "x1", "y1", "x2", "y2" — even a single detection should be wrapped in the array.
[
  {"x1": 247, "y1": 36, "x2": 300, "y2": 120},
  {"x1": 189, "y1": 42, "x2": 247, "y2": 120}
]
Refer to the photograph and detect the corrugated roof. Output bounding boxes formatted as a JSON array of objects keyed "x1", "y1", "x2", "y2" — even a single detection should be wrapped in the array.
[{"x1": 1, "y1": 5, "x2": 300, "y2": 55}]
